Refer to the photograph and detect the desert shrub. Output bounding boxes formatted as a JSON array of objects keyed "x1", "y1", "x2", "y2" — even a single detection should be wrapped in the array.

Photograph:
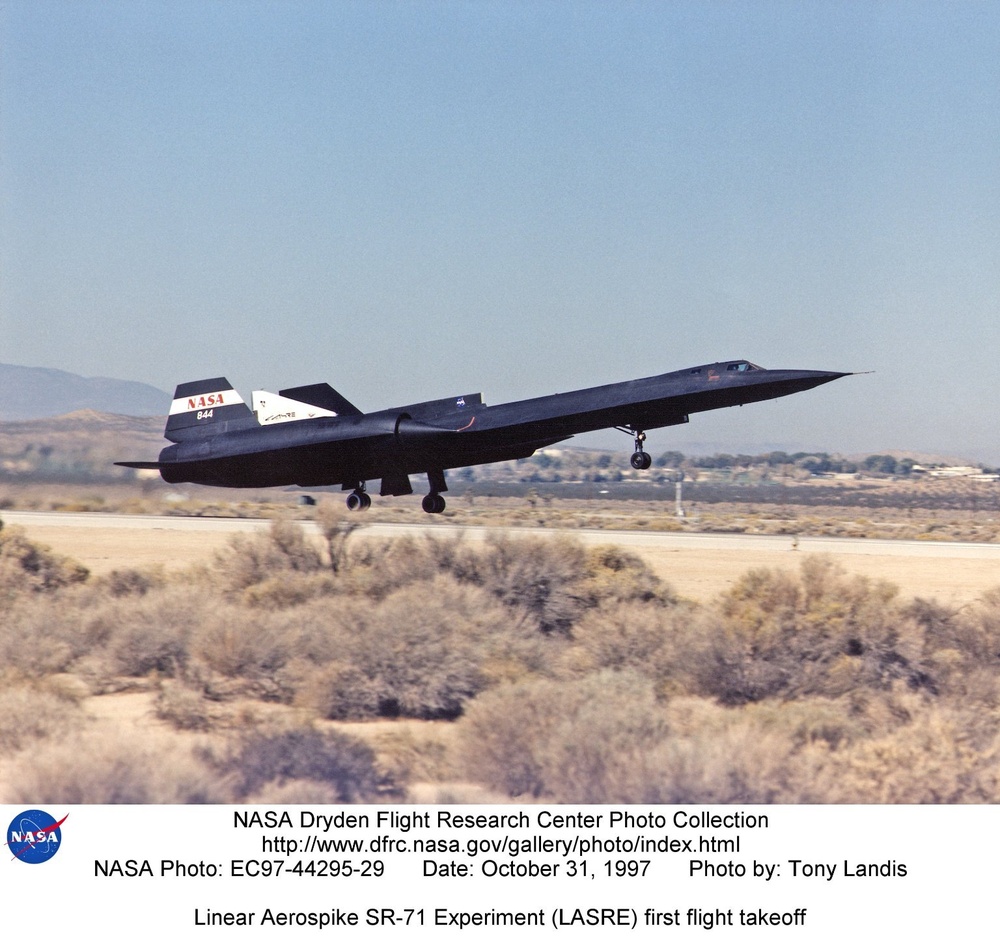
[
  {"x1": 99, "y1": 566, "x2": 164, "y2": 597},
  {"x1": 415, "y1": 531, "x2": 478, "y2": 578},
  {"x1": 302, "y1": 579, "x2": 508, "y2": 719},
  {"x1": 459, "y1": 665, "x2": 1000, "y2": 804},
  {"x1": 920, "y1": 591, "x2": 1000, "y2": 704},
  {"x1": 191, "y1": 605, "x2": 293, "y2": 684},
  {"x1": 648, "y1": 712, "x2": 807, "y2": 803},
  {"x1": 178, "y1": 597, "x2": 340, "y2": 703},
  {"x1": 731, "y1": 695, "x2": 868, "y2": 750},
  {"x1": 0, "y1": 684, "x2": 84, "y2": 754},
  {"x1": 370, "y1": 723, "x2": 459, "y2": 785},
  {"x1": 3, "y1": 730, "x2": 228, "y2": 803},
  {"x1": 579, "y1": 545, "x2": 676, "y2": 607},
  {"x1": 558, "y1": 602, "x2": 694, "y2": 685},
  {"x1": 94, "y1": 587, "x2": 209, "y2": 679},
  {"x1": 242, "y1": 572, "x2": 337, "y2": 609},
  {"x1": 808, "y1": 704, "x2": 1000, "y2": 803},
  {"x1": 633, "y1": 696, "x2": 874, "y2": 804},
  {"x1": 473, "y1": 534, "x2": 589, "y2": 634},
  {"x1": 645, "y1": 691, "x2": 1000, "y2": 804},
  {"x1": 0, "y1": 524, "x2": 88, "y2": 595},
  {"x1": 274, "y1": 595, "x2": 371, "y2": 666},
  {"x1": 0, "y1": 594, "x2": 85, "y2": 676},
  {"x1": 458, "y1": 671, "x2": 670, "y2": 801},
  {"x1": 106, "y1": 615, "x2": 188, "y2": 677},
  {"x1": 248, "y1": 778, "x2": 372, "y2": 804},
  {"x1": 340, "y1": 534, "x2": 673, "y2": 636},
  {"x1": 344, "y1": 532, "x2": 479, "y2": 601},
  {"x1": 685, "y1": 557, "x2": 931, "y2": 703},
  {"x1": 462, "y1": 536, "x2": 675, "y2": 634},
  {"x1": 214, "y1": 517, "x2": 324, "y2": 591},
  {"x1": 223, "y1": 725, "x2": 394, "y2": 801},
  {"x1": 457, "y1": 678, "x2": 574, "y2": 798},
  {"x1": 314, "y1": 500, "x2": 366, "y2": 574},
  {"x1": 341, "y1": 536, "x2": 419, "y2": 599},
  {"x1": 154, "y1": 680, "x2": 213, "y2": 730},
  {"x1": 267, "y1": 516, "x2": 325, "y2": 569},
  {"x1": 535, "y1": 671, "x2": 672, "y2": 802}
]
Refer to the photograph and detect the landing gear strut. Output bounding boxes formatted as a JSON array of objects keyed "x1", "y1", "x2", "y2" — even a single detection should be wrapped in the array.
[
  {"x1": 620, "y1": 427, "x2": 652, "y2": 470},
  {"x1": 346, "y1": 484, "x2": 371, "y2": 511},
  {"x1": 422, "y1": 469, "x2": 448, "y2": 513}
]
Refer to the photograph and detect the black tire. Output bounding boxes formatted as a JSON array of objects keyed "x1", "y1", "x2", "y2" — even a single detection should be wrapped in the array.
[
  {"x1": 422, "y1": 493, "x2": 446, "y2": 513},
  {"x1": 630, "y1": 451, "x2": 650, "y2": 470}
]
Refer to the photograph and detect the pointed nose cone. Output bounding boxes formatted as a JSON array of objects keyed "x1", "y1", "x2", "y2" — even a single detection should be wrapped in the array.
[
  {"x1": 775, "y1": 369, "x2": 853, "y2": 393},
  {"x1": 733, "y1": 368, "x2": 854, "y2": 407},
  {"x1": 810, "y1": 369, "x2": 853, "y2": 385}
]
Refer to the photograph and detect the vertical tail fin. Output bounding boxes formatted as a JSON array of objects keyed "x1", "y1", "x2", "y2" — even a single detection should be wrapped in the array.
[{"x1": 164, "y1": 378, "x2": 257, "y2": 441}]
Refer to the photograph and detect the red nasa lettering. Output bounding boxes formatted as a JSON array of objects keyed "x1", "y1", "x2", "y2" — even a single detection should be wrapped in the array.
[{"x1": 186, "y1": 393, "x2": 225, "y2": 410}]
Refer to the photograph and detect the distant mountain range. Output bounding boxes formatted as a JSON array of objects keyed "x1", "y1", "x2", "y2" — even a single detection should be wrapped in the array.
[{"x1": 0, "y1": 363, "x2": 171, "y2": 421}]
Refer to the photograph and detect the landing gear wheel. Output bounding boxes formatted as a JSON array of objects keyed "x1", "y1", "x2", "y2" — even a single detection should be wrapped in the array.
[
  {"x1": 630, "y1": 450, "x2": 652, "y2": 470},
  {"x1": 346, "y1": 490, "x2": 371, "y2": 511},
  {"x1": 422, "y1": 492, "x2": 446, "y2": 514},
  {"x1": 628, "y1": 430, "x2": 652, "y2": 470}
]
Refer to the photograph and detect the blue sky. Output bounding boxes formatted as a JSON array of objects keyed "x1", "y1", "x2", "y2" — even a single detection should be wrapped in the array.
[{"x1": 2, "y1": 2, "x2": 997, "y2": 459}]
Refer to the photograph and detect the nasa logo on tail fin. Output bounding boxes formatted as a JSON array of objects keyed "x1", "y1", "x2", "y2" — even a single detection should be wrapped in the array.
[{"x1": 165, "y1": 378, "x2": 257, "y2": 441}]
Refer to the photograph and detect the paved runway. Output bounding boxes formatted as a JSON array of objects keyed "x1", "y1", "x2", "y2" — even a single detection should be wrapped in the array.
[
  {"x1": 6, "y1": 509, "x2": 1000, "y2": 557},
  {"x1": 5, "y1": 510, "x2": 1000, "y2": 604}
]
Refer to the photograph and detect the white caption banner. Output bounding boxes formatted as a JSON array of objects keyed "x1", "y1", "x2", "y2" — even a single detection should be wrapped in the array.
[{"x1": 3, "y1": 805, "x2": 994, "y2": 933}]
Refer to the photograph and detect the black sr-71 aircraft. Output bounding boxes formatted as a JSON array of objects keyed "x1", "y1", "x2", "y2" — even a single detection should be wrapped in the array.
[{"x1": 118, "y1": 360, "x2": 849, "y2": 513}]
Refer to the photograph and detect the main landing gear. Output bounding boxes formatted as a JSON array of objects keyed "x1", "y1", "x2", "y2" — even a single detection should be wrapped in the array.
[
  {"x1": 422, "y1": 493, "x2": 446, "y2": 514},
  {"x1": 345, "y1": 484, "x2": 371, "y2": 511},
  {"x1": 346, "y1": 475, "x2": 448, "y2": 513},
  {"x1": 620, "y1": 428, "x2": 652, "y2": 470},
  {"x1": 421, "y1": 468, "x2": 448, "y2": 514}
]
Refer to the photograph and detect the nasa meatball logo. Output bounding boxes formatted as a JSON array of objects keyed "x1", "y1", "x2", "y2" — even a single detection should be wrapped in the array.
[{"x1": 6, "y1": 810, "x2": 67, "y2": 864}]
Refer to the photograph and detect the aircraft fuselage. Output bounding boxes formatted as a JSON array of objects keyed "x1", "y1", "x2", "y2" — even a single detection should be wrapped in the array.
[{"x1": 137, "y1": 361, "x2": 847, "y2": 501}]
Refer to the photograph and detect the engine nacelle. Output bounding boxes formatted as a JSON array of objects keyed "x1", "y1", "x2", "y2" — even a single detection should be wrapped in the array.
[{"x1": 393, "y1": 412, "x2": 454, "y2": 444}]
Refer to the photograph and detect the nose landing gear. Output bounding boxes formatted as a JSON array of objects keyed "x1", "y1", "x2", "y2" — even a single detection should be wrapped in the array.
[{"x1": 623, "y1": 428, "x2": 652, "y2": 470}]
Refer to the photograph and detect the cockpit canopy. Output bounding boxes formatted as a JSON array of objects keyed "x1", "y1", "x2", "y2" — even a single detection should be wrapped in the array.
[{"x1": 689, "y1": 360, "x2": 763, "y2": 375}]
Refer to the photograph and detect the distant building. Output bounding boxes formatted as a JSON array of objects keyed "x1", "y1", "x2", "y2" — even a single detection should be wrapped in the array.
[{"x1": 916, "y1": 465, "x2": 998, "y2": 481}]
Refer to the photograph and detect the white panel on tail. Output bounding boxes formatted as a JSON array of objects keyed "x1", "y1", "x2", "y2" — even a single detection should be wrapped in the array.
[
  {"x1": 251, "y1": 390, "x2": 338, "y2": 425},
  {"x1": 168, "y1": 387, "x2": 246, "y2": 416}
]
